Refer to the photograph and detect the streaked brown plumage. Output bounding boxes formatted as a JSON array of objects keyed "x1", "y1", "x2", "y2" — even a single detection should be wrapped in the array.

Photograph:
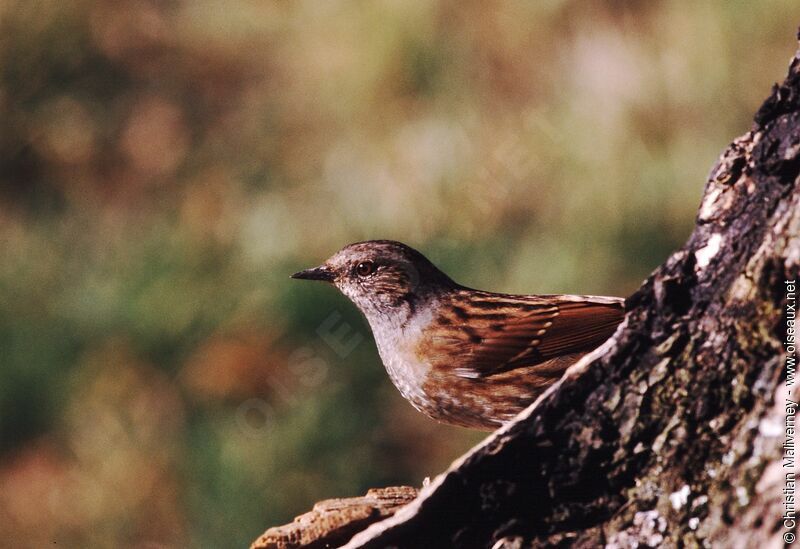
[{"x1": 292, "y1": 240, "x2": 625, "y2": 430}]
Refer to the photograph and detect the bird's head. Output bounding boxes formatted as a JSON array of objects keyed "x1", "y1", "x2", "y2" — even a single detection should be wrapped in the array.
[{"x1": 291, "y1": 240, "x2": 455, "y2": 319}]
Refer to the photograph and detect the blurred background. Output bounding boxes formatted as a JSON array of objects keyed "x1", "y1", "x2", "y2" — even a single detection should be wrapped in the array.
[{"x1": 0, "y1": 0, "x2": 798, "y2": 546}]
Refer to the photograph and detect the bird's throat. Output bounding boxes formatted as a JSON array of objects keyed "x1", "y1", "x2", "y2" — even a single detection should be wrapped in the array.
[{"x1": 362, "y1": 297, "x2": 438, "y2": 407}]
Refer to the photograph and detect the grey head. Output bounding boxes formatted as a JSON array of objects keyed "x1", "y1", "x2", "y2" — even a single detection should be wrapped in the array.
[{"x1": 291, "y1": 240, "x2": 457, "y2": 322}]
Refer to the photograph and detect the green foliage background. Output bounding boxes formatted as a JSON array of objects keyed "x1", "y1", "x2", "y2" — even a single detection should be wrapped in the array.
[{"x1": 1, "y1": 1, "x2": 798, "y2": 546}]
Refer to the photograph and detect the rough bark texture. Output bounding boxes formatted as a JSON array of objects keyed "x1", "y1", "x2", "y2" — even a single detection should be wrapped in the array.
[
  {"x1": 251, "y1": 487, "x2": 418, "y2": 549},
  {"x1": 255, "y1": 35, "x2": 800, "y2": 549}
]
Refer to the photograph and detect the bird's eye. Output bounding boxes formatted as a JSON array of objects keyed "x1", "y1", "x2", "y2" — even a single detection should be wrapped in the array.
[{"x1": 355, "y1": 261, "x2": 375, "y2": 277}]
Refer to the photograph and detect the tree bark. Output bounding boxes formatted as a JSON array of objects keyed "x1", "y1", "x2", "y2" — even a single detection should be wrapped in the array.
[
  {"x1": 255, "y1": 32, "x2": 800, "y2": 549},
  {"x1": 251, "y1": 487, "x2": 418, "y2": 549}
]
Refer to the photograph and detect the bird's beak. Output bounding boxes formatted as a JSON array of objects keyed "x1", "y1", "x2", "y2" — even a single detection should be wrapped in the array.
[{"x1": 291, "y1": 265, "x2": 335, "y2": 282}]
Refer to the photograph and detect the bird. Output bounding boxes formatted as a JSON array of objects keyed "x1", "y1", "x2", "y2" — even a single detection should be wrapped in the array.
[{"x1": 292, "y1": 240, "x2": 625, "y2": 431}]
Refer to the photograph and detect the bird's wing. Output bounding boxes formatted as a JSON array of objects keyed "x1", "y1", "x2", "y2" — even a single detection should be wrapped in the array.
[{"x1": 421, "y1": 293, "x2": 625, "y2": 379}]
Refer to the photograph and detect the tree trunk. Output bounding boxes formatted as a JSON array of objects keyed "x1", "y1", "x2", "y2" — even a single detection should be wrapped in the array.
[{"x1": 255, "y1": 32, "x2": 800, "y2": 549}]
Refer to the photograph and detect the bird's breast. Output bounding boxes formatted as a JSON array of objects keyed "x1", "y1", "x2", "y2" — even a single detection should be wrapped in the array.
[{"x1": 367, "y1": 305, "x2": 436, "y2": 414}]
